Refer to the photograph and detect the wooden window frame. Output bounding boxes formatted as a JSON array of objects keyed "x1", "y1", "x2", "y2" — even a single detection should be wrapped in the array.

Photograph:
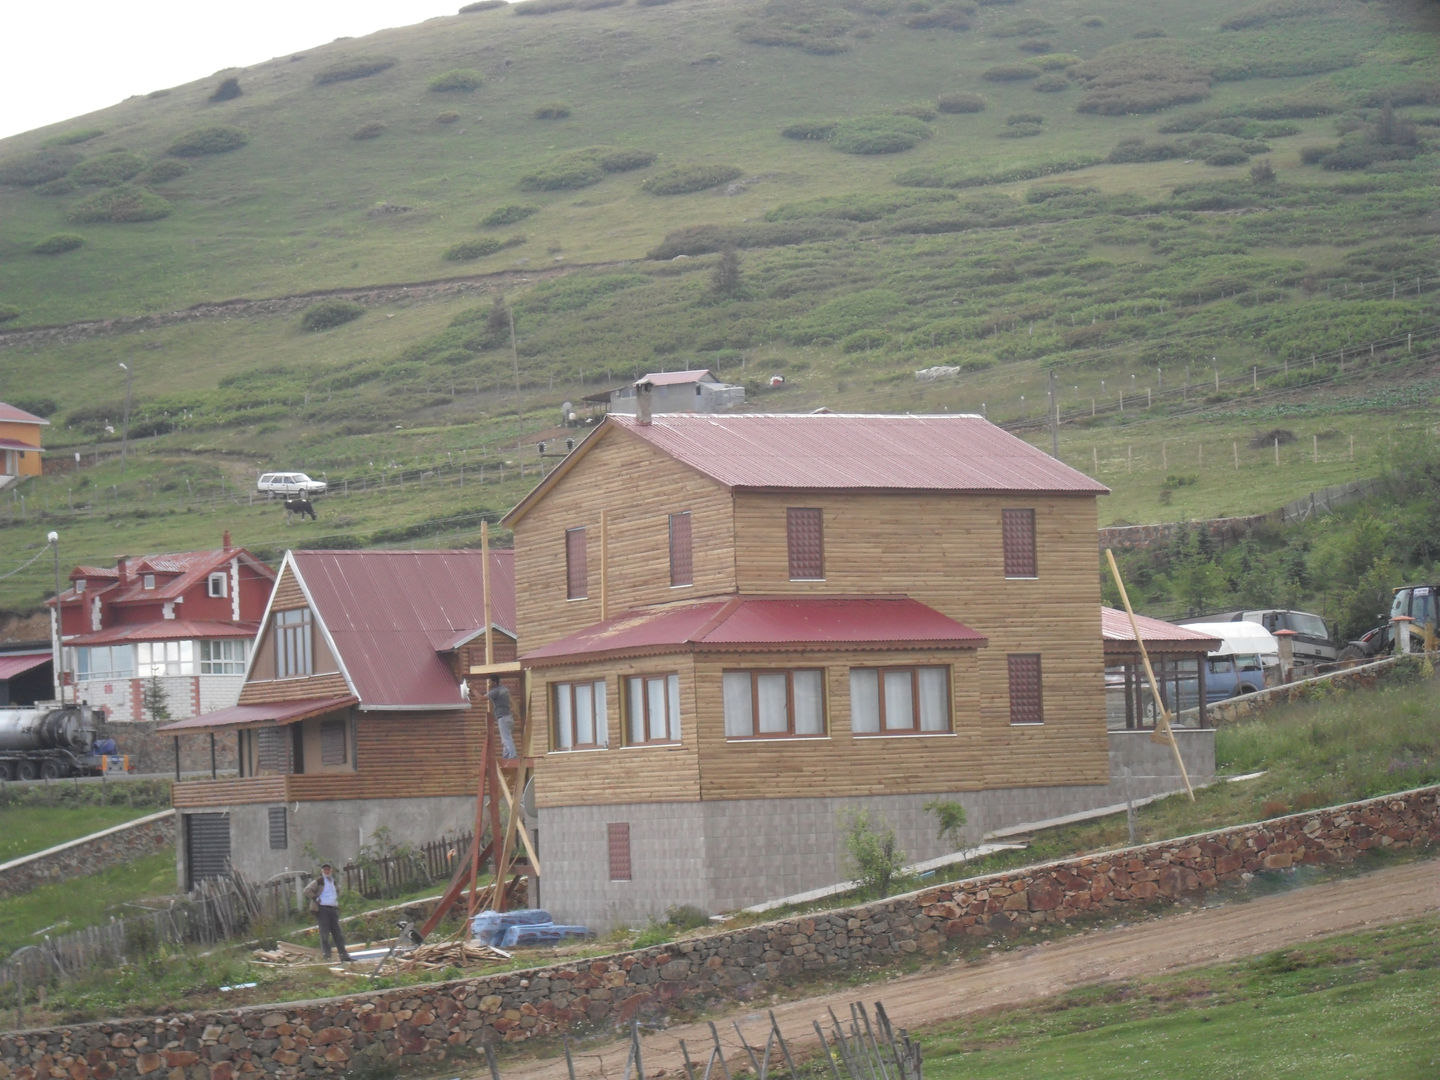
[
  {"x1": 1002, "y1": 508, "x2": 1037, "y2": 579},
  {"x1": 786, "y1": 507, "x2": 825, "y2": 581},
  {"x1": 565, "y1": 527, "x2": 589, "y2": 600},
  {"x1": 722, "y1": 668, "x2": 827, "y2": 739},
  {"x1": 624, "y1": 673, "x2": 681, "y2": 746},
  {"x1": 669, "y1": 511, "x2": 693, "y2": 588},
  {"x1": 274, "y1": 608, "x2": 313, "y2": 679},
  {"x1": 850, "y1": 664, "x2": 953, "y2": 735},
  {"x1": 1008, "y1": 653, "x2": 1045, "y2": 725},
  {"x1": 551, "y1": 678, "x2": 609, "y2": 750}
]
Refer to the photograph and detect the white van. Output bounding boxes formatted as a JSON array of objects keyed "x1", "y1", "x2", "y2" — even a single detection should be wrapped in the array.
[{"x1": 1182, "y1": 621, "x2": 1281, "y2": 703}]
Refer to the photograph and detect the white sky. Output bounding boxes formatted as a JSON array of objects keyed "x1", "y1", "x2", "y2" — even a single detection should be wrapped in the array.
[{"x1": 1, "y1": 2, "x2": 469, "y2": 142}]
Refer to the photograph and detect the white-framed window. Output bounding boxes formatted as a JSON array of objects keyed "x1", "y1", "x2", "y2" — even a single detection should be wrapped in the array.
[
  {"x1": 722, "y1": 669, "x2": 826, "y2": 738},
  {"x1": 207, "y1": 572, "x2": 228, "y2": 598},
  {"x1": 552, "y1": 679, "x2": 608, "y2": 750},
  {"x1": 72, "y1": 645, "x2": 134, "y2": 681},
  {"x1": 199, "y1": 639, "x2": 248, "y2": 675},
  {"x1": 850, "y1": 666, "x2": 952, "y2": 735},
  {"x1": 137, "y1": 640, "x2": 195, "y2": 677},
  {"x1": 142, "y1": 573, "x2": 156, "y2": 590},
  {"x1": 625, "y1": 673, "x2": 681, "y2": 745},
  {"x1": 275, "y1": 608, "x2": 313, "y2": 678}
]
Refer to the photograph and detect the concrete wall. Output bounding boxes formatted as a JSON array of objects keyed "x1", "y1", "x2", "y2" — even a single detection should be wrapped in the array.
[
  {"x1": 0, "y1": 812, "x2": 174, "y2": 898},
  {"x1": 540, "y1": 728, "x2": 1214, "y2": 930},
  {"x1": 4, "y1": 785, "x2": 1433, "y2": 1080}
]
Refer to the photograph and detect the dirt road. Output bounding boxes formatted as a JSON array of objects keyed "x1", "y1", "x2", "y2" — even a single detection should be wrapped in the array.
[{"x1": 496, "y1": 858, "x2": 1439, "y2": 1079}]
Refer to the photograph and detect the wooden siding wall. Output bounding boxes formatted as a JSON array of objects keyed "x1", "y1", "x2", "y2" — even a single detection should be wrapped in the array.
[
  {"x1": 732, "y1": 491, "x2": 1108, "y2": 789},
  {"x1": 240, "y1": 567, "x2": 340, "y2": 692},
  {"x1": 512, "y1": 430, "x2": 734, "y2": 651},
  {"x1": 528, "y1": 654, "x2": 702, "y2": 809}
]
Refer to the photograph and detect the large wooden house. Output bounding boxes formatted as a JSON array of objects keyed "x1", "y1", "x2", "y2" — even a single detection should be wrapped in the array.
[
  {"x1": 0, "y1": 401, "x2": 47, "y2": 488},
  {"x1": 504, "y1": 408, "x2": 1202, "y2": 930},
  {"x1": 163, "y1": 549, "x2": 515, "y2": 889}
]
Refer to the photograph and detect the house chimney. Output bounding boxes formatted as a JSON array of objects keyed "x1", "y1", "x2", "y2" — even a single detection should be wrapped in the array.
[
  {"x1": 222, "y1": 530, "x2": 232, "y2": 551},
  {"x1": 117, "y1": 556, "x2": 130, "y2": 586},
  {"x1": 635, "y1": 379, "x2": 654, "y2": 426}
]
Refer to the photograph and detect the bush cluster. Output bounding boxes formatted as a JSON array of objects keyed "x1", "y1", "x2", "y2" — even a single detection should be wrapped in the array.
[
  {"x1": 1072, "y1": 50, "x2": 1211, "y2": 114},
  {"x1": 443, "y1": 237, "x2": 505, "y2": 260},
  {"x1": 314, "y1": 56, "x2": 397, "y2": 85},
  {"x1": 0, "y1": 305, "x2": 22, "y2": 323},
  {"x1": 735, "y1": 3, "x2": 856, "y2": 54},
  {"x1": 904, "y1": 4, "x2": 973, "y2": 31},
  {"x1": 482, "y1": 204, "x2": 538, "y2": 226},
  {"x1": 436, "y1": 112, "x2": 461, "y2": 124},
  {"x1": 641, "y1": 163, "x2": 743, "y2": 194},
  {"x1": 577, "y1": 0, "x2": 625, "y2": 8},
  {"x1": 459, "y1": 0, "x2": 507, "y2": 11},
  {"x1": 533, "y1": 101, "x2": 572, "y2": 119},
  {"x1": 513, "y1": 0, "x2": 575, "y2": 13},
  {"x1": 936, "y1": 91, "x2": 985, "y2": 113},
  {"x1": 894, "y1": 103, "x2": 938, "y2": 121},
  {"x1": 352, "y1": 123, "x2": 386, "y2": 140},
  {"x1": 209, "y1": 77, "x2": 242, "y2": 102},
  {"x1": 32, "y1": 233, "x2": 84, "y2": 255},
  {"x1": 894, "y1": 154, "x2": 1102, "y2": 189},
  {"x1": 1032, "y1": 75, "x2": 1069, "y2": 92},
  {"x1": 42, "y1": 128, "x2": 104, "y2": 147},
  {"x1": 69, "y1": 151, "x2": 146, "y2": 186},
  {"x1": 646, "y1": 219, "x2": 849, "y2": 259},
  {"x1": 66, "y1": 185, "x2": 172, "y2": 223},
  {"x1": 301, "y1": 301, "x2": 365, "y2": 331},
  {"x1": 830, "y1": 115, "x2": 932, "y2": 155},
  {"x1": 780, "y1": 119, "x2": 837, "y2": 140},
  {"x1": 0, "y1": 148, "x2": 83, "y2": 186},
  {"x1": 430, "y1": 69, "x2": 483, "y2": 92},
  {"x1": 140, "y1": 159, "x2": 188, "y2": 184},
  {"x1": 518, "y1": 146, "x2": 655, "y2": 191},
  {"x1": 167, "y1": 126, "x2": 248, "y2": 156},
  {"x1": 982, "y1": 63, "x2": 1041, "y2": 82},
  {"x1": 991, "y1": 16, "x2": 1054, "y2": 36}
]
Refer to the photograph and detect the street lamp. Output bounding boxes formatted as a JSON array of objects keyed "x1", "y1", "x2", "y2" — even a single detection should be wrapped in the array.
[
  {"x1": 49, "y1": 531, "x2": 66, "y2": 704},
  {"x1": 118, "y1": 362, "x2": 133, "y2": 465}
]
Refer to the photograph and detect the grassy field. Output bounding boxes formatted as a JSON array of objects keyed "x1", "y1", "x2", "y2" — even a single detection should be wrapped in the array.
[{"x1": 0, "y1": 805, "x2": 162, "y2": 863}]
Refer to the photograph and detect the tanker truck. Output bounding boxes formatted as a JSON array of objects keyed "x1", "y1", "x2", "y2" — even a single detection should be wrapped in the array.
[{"x1": 0, "y1": 703, "x2": 128, "y2": 780}]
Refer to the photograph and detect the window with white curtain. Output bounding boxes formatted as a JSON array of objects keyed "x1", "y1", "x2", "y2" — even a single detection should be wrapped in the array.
[
  {"x1": 552, "y1": 679, "x2": 609, "y2": 749},
  {"x1": 850, "y1": 666, "x2": 951, "y2": 734},
  {"x1": 136, "y1": 640, "x2": 195, "y2": 677},
  {"x1": 722, "y1": 669, "x2": 825, "y2": 738},
  {"x1": 625, "y1": 673, "x2": 681, "y2": 745}
]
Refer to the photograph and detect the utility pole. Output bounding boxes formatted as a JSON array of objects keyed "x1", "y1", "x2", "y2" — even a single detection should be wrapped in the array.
[
  {"x1": 49, "y1": 531, "x2": 66, "y2": 704},
  {"x1": 1048, "y1": 369, "x2": 1059, "y2": 458},
  {"x1": 118, "y1": 362, "x2": 133, "y2": 468}
]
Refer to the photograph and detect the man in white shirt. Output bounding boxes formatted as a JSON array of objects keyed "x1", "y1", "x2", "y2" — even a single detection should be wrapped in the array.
[{"x1": 303, "y1": 862, "x2": 353, "y2": 962}]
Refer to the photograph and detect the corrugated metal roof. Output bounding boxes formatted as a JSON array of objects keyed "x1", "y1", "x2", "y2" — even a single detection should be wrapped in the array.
[
  {"x1": 1101, "y1": 607, "x2": 1222, "y2": 655},
  {"x1": 66, "y1": 620, "x2": 258, "y2": 646},
  {"x1": 0, "y1": 651, "x2": 51, "y2": 680},
  {"x1": 638, "y1": 369, "x2": 715, "y2": 387},
  {"x1": 611, "y1": 413, "x2": 1109, "y2": 494},
  {"x1": 157, "y1": 696, "x2": 356, "y2": 732},
  {"x1": 292, "y1": 549, "x2": 515, "y2": 708},
  {"x1": 523, "y1": 595, "x2": 987, "y2": 666},
  {"x1": 0, "y1": 438, "x2": 44, "y2": 452},
  {"x1": 0, "y1": 403, "x2": 49, "y2": 425}
]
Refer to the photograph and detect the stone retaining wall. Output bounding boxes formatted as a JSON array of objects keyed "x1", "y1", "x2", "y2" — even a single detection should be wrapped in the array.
[
  {"x1": 3, "y1": 786, "x2": 1435, "y2": 1080},
  {"x1": 0, "y1": 812, "x2": 174, "y2": 899}
]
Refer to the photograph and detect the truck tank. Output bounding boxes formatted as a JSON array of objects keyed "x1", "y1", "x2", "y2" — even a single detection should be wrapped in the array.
[{"x1": 0, "y1": 705, "x2": 97, "y2": 754}]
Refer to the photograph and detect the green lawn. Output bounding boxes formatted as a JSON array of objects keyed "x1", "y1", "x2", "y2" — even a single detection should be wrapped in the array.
[
  {"x1": 0, "y1": 850, "x2": 176, "y2": 955},
  {"x1": 0, "y1": 804, "x2": 161, "y2": 863}
]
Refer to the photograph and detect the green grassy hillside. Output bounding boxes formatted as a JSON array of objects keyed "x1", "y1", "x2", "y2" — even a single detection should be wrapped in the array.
[{"x1": 0, "y1": 0, "x2": 1437, "y2": 615}]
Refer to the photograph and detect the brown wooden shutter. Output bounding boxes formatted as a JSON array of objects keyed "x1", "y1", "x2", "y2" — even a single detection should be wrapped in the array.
[
  {"x1": 607, "y1": 822, "x2": 632, "y2": 881},
  {"x1": 787, "y1": 507, "x2": 824, "y2": 580},
  {"x1": 1002, "y1": 508, "x2": 1037, "y2": 577},
  {"x1": 1008, "y1": 653, "x2": 1044, "y2": 724},
  {"x1": 256, "y1": 727, "x2": 291, "y2": 773},
  {"x1": 267, "y1": 806, "x2": 288, "y2": 850},
  {"x1": 669, "y1": 512, "x2": 693, "y2": 587},
  {"x1": 321, "y1": 717, "x2": 347, "y2": 765},
  {"x1": 566, "y1": 527, "x2": 588, "y2": 599}
]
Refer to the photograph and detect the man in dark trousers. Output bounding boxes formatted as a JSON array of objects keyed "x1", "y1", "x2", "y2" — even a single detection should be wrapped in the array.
[
  {"x1": 487, "y1": 673, "x2": 517, "y2": 760},
  {"x1": 303, "y1": 862, "x2": 353, "y2": 962}
]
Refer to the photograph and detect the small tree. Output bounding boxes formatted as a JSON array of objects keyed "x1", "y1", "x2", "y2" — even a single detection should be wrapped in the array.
[
  {"x1": 711, "y1": 248, "x2": 742, "y2": 298},
  {"x1": 840, "y1": 808, "x2": 906, "y2": 898},
  {"x1": 142, "y1": 676, "x2": 171, "y2": 722},
  {"x1": 1249, "y1": 159, "x2": 1276, "y2": 185},
  {"x1": 923, "y1": 798, "x2": 968, "y2": 848}
]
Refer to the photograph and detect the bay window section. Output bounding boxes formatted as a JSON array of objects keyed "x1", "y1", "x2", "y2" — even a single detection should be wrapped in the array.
[
  {"x1": 137, "y1": 640, "x2": 195, "y2": 677},
  {"x1": 625, "y1": 673, "x2": 681, "y2": 745},
  {"x1": 722, "y1": 669, "x2": 825, "y2": 738},
  {"x1": 200, "y1": 639, "x2": 248, "y2": 674},
  {"x1": 72, "y1": 645, "x2": 134, "y2": 681},
  {"x1": 552, "y1": 679, "x2": 609, "y2": 750},
  {"x1": 850, "y1": 666, "x2": 951, "y2": 734}
]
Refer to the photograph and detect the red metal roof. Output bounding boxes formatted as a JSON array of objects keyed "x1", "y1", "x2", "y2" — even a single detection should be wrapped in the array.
[
  {"x1": 0, "y1": 651, "x2": 51, "y2": 680},
  {"x1": 157, "y1": 696, "x2": 356, "y2": 732},
  {"x1": 291, "y1": 549, "x2": 515, "y2": 708},
  {"x1": 613, "y1": 413, "x2": 1108, "y2": 494},
  {"x1": 1101, "y1": 607, "x2": 1222, "y2": 655},
  {"x1": 523, "y1": 595, "x2": 987, "y2": 666},
  {"x1": 55, "y1": 547, "x2": 274, "y2": 607},
  {"x1": 0, "y1": 403, "x2": 49, "y2": 425},
  {"x1": 0, "y1": 438, "x2": 44, "y2": 452},
  {"x1": 66, "y1": 620, "x2": 259, "y2": 646}
]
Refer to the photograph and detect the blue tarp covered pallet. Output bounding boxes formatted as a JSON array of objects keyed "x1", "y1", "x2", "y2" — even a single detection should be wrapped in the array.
[{"x1": 471, "y1": 908, "x2": 590, "y2": 948}]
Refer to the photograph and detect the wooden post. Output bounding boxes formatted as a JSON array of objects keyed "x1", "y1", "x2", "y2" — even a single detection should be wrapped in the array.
[{"x1": 481, "y1": 521, "x2": 493, "y2": 667}]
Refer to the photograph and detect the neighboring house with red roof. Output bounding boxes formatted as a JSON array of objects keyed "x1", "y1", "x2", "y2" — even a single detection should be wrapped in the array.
[
  {"x1": 51, "y1": 533, "x2": 275, "y2": 724},
  {"x1": 503, "y1": 408, "x2": 1212, "y2": 930},
  {"x1": 0, "y1": 402, "x2": 48, "y2": 488},
  {"x1": 594, "y1": 369, "x2": 744, "y2": 415},
  {"x1": 163, "y1": 549, "x2": 516, "y2": 888}
]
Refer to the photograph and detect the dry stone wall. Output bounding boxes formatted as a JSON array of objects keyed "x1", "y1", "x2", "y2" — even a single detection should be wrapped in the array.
[
  {"x1": 2, "y1": 787, "x2": 1435, "y2": 1080},
  {"x1": 0, "y1": 812, "x2": 174, "y2": 899}
]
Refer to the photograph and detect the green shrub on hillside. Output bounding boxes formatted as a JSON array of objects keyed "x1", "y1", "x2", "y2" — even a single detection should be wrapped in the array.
[
  {"x1": 314, "y1": 56, "x2": 397, "y2": 85},
  {"x1": 42, "y1": 128, "x2": 104, "y2": 147},
  {"x1": 936, "y1": 92, "x2": 986, "y2": 113},
  {"x1": 0, "y1": 305, "x2": 21, "y2": 323},
  {"x1": 830, "y1": 115, "x2": 932, "y2": 154},
  {"x1": 1037, "y1": 53, "x2": 1081, "y2": 70},
  {"x1": 735, "y1": 1, "x2": 857, "y2": 54},
  {"x1": 66, "y1": 186, "x2": 172, "y2": 223},
  {"x1": 459, "y1": 0, "x2": 506, "y2": 10},
  {"x1": 209, "y1": 77, "x2": 242, "y2": 102},
  {"x1": 167, "y1": 126, "x2": 248, "y2": 157},
  {"x1": 1017, "y1": 39, "x2": 1053, "y2": 54},
  {"x1": 646, "y1": 220, "x2": 849, "y2": 258},
  {"x1": 596, "y1": 147, "x2": 656, "y2": 172},
  {"x1": 430, "y1": 69, "x2": 484, "y2": 92},
  {"x1": 991, "y1": 17, "x2": 1055, "y2": 37},
  {"x1": 482, "y1": 204, "x2": 538, "y2": 227},
  {"x1": 999, "y1": 123, "x2": 1043, "y2": 138},
  {"x1": 636, "y1": 0, "x2": 679, "y2": 6},
  {"x1": 301, "y1": 300, "x2": 365, "y2": 331},
  {"x1": 519, "y1": 153, "x2": 606, "y2": 191},
  {"x1": 1072, "y1": 48, "x2": 1212, "y2": 114},
  {"x1": 140, "y1": 159, "x2": 188, "y2": 184},
  {"x1": 513, "y1": 0, "x2": 576, "y2": 13},
  {"x1": 69, "y1": 152, "x2": 146, "y2": 186},
  {"x1": 32, "y1": 233, "x2": 84, "y2": 255},
  {"x1": 781, "y1": 119, "x2": 837, "y2": 140},
  {"x1": 352, "y1": 123, "x2": 387, "y2": 140},
  {"x1": 894, "y1": 103, "x2": 938, "y2": 121},
  {"x1": 577, "y1": 0, "x2": 625, "y2": 9},
  {"x1": 35, "y1": 178, "x2": 74, "y2": 195},
  {"x1": 641, "y1": 163, "x2": 744, "y2": 194},
  {"x1": 983, "y1": 63, "x2": 1041, "y2": 81},
  {"x1": 0, "y1": 148, "x2": 83, "y2": 186},
  {"x1": 903, "y1": 3, "x2": 973, "y2": 31},
  {"x1": 443, "y1": 237, "x2": 505, "y2": 260},
  {"x1": 533, "y1": 101, "x2": 572, "y2": 119},
  {"x1": 436, "y1": 112, "x2": 461, "y2": 124},
  {"x1": 1032, "y1": 75, "x2": 1069, "y2": 92}
]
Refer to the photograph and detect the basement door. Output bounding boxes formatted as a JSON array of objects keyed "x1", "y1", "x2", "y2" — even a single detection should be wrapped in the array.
[{"x1": 184, "y1": 812, "x2": 231, "y2": 889}]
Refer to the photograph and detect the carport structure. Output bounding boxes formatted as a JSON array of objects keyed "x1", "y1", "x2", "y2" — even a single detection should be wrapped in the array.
[{"x1": 1102, "y1": 608, "x2": 1221, "y2": 730}]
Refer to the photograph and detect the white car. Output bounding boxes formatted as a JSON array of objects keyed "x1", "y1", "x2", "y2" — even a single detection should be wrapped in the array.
[{"x1": 257, "y1": 471, "x2": 327, "y2": 498}]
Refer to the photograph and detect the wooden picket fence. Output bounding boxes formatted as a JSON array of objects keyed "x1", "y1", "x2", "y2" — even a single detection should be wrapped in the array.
[{"x1": 340, "y1": 832, "x2": 470, "y2": 899}]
